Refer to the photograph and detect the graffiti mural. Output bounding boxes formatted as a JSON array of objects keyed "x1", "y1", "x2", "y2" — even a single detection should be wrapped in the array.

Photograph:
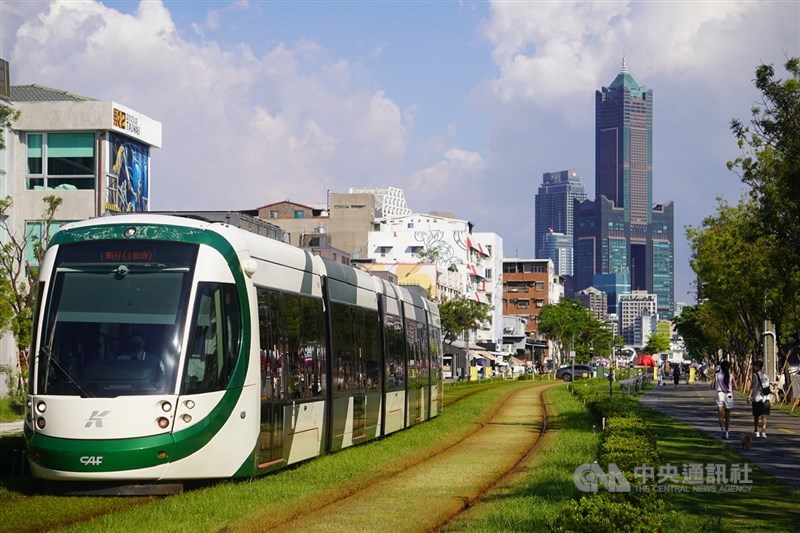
[
  {"x1": 106, "y1": 132, "x2": 149, "y2": 213},
  {"x1": 413, "y1": 229, "x2": 469, "y2": 268}
]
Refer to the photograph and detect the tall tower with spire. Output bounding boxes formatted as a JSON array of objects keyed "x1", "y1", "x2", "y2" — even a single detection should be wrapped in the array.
[{"x1": 574, "y1": 59, "x2": 674, "y2": 319}]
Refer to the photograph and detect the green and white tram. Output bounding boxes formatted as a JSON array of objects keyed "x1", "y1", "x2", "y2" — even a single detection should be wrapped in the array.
[{"x1": 24, "y1": 213, "x2": 442, "y2": 492}]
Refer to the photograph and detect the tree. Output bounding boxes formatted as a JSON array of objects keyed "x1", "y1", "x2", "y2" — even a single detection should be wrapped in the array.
[
  {"x1": 683, "y1": 58, "x2": 800, "y2": 389},
  {"x1": 538, "y1": 298, "x2": 606, "y2": 365},
  {"x1": 729, "y1": 57, "x2": 800, "y2": 257},
  {"x1": 672, "y1": 304, "x2": 721, "y2": 362},
  {"x1": 728, "y1": 57, "x2": 800, "y2": 345},
  {"x1": 437, "y1": 294, "x2": 490, "y2": 346},
  {"x1": 0, "y1": 102, "x2": 20, "y2": 150},
  {"x1": 643, "y1": 332, "x2": 670, "y2": 355},
  {"x1": 0, "y1": 195, "x2": 63, "y2": 404},
  {"x1": 686, "y1": 197, "x2": 772, "y2": 363},
  {"x1": 416, "y1": 247, "x2": 442, "y2": 264}
]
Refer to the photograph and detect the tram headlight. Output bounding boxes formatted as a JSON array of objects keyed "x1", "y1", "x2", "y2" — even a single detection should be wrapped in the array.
[
  {"x1": 157, "y1": 417, "x2": 170, "y2": 429},
  {"x1": 161, "y1": 401, "x2": 172, "y2": 412},
  {"x1": 36, "y1": 417, "x2": 46, "y2": 430},
  {"x1": 36, "y1": 401, "x2": 47, "y2": 413},
  {"x1": 181, "y1": 414, "x2": 192, "y2": 423},
  {"x1": 124, "y1": 226, "x2": 137, "y2": 237}
]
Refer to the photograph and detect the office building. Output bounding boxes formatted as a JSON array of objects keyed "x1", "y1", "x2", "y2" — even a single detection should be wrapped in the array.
[
  {"x1": 534, "y1": 169, "x2": 586, "y2": 276},
  {"x1": 574, "y1": 59, "x2": 674, "y2": 318}
]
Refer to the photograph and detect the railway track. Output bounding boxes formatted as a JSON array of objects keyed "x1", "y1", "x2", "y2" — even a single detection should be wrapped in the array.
[{"x1": 232, "y1": 381, "x2": 556, "y2": 532}]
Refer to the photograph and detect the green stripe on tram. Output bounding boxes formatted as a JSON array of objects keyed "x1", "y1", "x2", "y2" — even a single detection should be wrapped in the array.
[{"x1": 39, "y1": 222, "x2": 253, "y2": 472}]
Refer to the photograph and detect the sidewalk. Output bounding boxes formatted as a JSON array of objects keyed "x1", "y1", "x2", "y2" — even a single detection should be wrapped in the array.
[
  {"x1": 641, "y1": 381, "x2": 800, "y2": 490},
  {"x1": 0, "y1": 420, "x2": 24, "y2": 436}
]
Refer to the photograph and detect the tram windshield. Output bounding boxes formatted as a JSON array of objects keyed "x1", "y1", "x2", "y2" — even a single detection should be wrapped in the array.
[{"x1": 35, "y1": 241, "x2": 198, "y2": 397}]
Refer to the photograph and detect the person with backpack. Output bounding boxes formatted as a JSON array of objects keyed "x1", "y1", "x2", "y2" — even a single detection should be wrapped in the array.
[{"x1": 750, "y1": 360, "x2": 771, "y2": 439}]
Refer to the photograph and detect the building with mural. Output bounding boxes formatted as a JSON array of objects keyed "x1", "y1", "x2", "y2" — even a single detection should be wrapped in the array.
[{"x1": 366, "y1": 214, "x2": 503, "y2": 334}]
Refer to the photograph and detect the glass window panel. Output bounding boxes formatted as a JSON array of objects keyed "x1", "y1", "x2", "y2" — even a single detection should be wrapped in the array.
[
  {"x1": 28, "y1": 134, "x2": 43, "y2": 174},
  {"x1": 47, "y1": 133, "x2": 94, "y2": 157},
  {"x1": 47, "y1": 133, "x2": 95, "y2": 175}
]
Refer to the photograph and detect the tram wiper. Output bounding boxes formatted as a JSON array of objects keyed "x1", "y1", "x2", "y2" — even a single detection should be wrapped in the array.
[{"x1": 39, "y1": 348, "x2": 95, "y2": 398}]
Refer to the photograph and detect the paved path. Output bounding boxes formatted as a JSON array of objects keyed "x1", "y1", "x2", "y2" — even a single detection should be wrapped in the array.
[
  {"x1": 0, "y1": 420, "x2": 23, "y2": 436},
  {"x1": 641, "y1": 381, "x2": 800, "y2": 490}
]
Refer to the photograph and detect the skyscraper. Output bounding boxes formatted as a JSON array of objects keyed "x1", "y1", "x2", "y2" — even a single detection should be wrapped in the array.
[
  {"x1": 574, "y1": 59, "x2": 674, "y2": 318},
  {"x1": 534, "y1": 169, "x2": 587, "y2": 276}
]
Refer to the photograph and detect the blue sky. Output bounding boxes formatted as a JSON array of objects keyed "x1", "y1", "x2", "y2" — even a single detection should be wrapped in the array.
[{"x1": 2, "y1": 0, "x2": 799, "y2": 305}]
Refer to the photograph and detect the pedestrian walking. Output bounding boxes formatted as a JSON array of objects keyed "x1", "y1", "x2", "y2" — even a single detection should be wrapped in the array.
[
  {"x1": 712, "y1": 360, "x2": 734, "y2": 439},
  {"x1": 673, "y1": 363, "x2": 681, "y2": 385},
  {"x1": 750, "y1": 360, "x2": 771, "y2": 439}
]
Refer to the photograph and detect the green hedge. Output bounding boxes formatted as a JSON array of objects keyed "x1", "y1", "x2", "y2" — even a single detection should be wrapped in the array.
[{"x1": 556, "y1": 378, "x2": 666, "y2": 530}]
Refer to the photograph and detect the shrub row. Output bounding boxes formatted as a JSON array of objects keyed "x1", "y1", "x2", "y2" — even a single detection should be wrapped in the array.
[{"x1": 555, "y1": 378, "x2": 666, "y2": 532}]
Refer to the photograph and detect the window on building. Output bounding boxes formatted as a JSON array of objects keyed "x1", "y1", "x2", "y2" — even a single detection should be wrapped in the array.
[
  {"x1": 535, "y1": 282, "x2": 545, "y2": 291},
  {"x1": 408, "y1": 246, "x2": 423, "y2": 256},
  {"x1": 26, "y1": 132, "x2": 95, "y2": 190},
  {"x1": 517, "y1": 299, "x2": 530, "y2": 309},
  {"x1": 293, "y1": 210, "x2": 305, "y2": 219},
  {"x1": 268, "y1": 210, "x2": 279, "y2": 219}
]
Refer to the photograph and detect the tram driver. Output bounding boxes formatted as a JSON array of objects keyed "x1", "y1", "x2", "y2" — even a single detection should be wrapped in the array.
[{"x1": 118, "y1": 331, "x2": 165, "y2": 374}]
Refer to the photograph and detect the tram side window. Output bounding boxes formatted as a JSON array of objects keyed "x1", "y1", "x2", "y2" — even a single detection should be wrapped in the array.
[
  {"x1": 257, "y1": 288, "x2": 326, "y2": 401},
  {"x1": 182, "y1": 283, "x2": 241, "y2": 394},
  {"x1": 331, "y1": 302, "x2": 356, "y2": 394},
  {"x1": 405, "y1": 317, "x2": 419, "y2": 387},
  {"x1": 384, "y1": 314, "x2": 405, "y2": 392},
  {"x1": 359, "y1": 308, "x2": 381, "y2": 392}
]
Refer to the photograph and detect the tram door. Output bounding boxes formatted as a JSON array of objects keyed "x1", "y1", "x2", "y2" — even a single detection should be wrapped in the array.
[
  {"x1": 257, "y1": 290, "x2": 287, "y2": 470},
  {"x1": 406, "y1": 317, "x2": 424, "y2": 425},
  {"x1": 257, "y1": 348, "x2": 286, "y2": 469}
]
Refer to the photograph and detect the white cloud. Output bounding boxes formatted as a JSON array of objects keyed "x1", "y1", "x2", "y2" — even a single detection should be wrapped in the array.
[
  {"x1": 408, "y1": 148, "x2": 485, "y2": 203},
  {"x1": 481, "y1": 1, "x2": 791, "y2": 109},
  {"x1": 6, "y1": 0, "x2": 411, "y2": 209}
]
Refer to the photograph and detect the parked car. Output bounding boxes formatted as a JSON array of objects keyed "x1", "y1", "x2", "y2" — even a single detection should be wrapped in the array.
[{"x1": 556, "y1": 364, "x2": 594, "y2": 382}]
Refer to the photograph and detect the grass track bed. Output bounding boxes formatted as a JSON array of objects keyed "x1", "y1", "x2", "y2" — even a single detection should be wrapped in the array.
[
  {"x1": 0, "y1": 380, "x2": 528, "y2": 532},
  {"x1": 442, "y1": 385, "x2": 600, "y2": 532}
]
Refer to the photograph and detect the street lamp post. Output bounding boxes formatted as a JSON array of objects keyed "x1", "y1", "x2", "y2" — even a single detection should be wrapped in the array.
[
  {"x1": 571, "y1": 335, "x2": 575, "y2": 383},
  {"x1": 609, "y1": 344, "x2": 618, "y2": 398}
]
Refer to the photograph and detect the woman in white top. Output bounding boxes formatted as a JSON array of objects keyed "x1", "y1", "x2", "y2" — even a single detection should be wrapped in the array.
[
  {"x1": 712, "y1": 360, "x2": 734, "y2": 439},
  {"x1": 750, "y1": 360, "x2": 771, "y2": 438}
]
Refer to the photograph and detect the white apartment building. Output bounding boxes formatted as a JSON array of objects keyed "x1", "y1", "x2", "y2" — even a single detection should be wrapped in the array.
[
  {"x1": 618, "y1": 291, "x2": 658, "y2": 347},
  {"x1": 349, "y1": 186, "x2": 411, "y2": 218},
  {"x1": 366, "y1": 213, "x2": 504, "y2": 349},
  {"x1": 634, "y1": 311, "x2": 659, "y2": 349}
]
